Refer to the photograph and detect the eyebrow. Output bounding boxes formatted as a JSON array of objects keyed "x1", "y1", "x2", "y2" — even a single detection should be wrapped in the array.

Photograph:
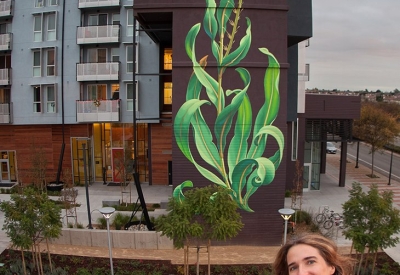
[{"x1": 288, "y1": 256, "x2": 318, "y2": 267}]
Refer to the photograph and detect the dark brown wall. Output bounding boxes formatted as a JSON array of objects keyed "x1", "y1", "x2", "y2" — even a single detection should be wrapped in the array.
[
  {"x1": 0, "y1": 124, "x2": 91, "y2": 184},
  {"x1": 305, "y1": 94, "x2": 361, "y2": 119},
  {"x1": 138, "y1": 1, "x2": 291, "y2": 245}
]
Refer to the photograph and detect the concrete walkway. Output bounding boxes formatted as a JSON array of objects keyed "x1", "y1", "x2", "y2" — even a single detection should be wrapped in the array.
[{"x1": 0, "y1": 151, "x2": 399, "y2": 265}]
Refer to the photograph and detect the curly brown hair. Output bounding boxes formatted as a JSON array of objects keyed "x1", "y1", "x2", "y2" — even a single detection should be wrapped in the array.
[{"x1": 272, "y1": 234, "x2": 354, "y2": 275}]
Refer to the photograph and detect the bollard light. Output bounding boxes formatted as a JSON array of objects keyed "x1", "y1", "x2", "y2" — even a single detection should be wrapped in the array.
[
  {"x1": 278, "y1": 208, "x2": 295, "y2": 245},
  {"x1": 99, "y1": 207, "x2": 115, "y2": 275}
]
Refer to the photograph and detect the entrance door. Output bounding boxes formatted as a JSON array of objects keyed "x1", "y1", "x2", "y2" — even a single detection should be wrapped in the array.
[
  {"x1": 111, "y1": 148, "x2": 124, "y2": 183},
  {"x1": 303, "y1": 163, "x2": 311, "y2": 191},
  {"x1": 71, "y1": 138, "x2": 92, "y2": 185},
  {"x1": 0, "y1": 160, "x2": 9, "y2": 182}
]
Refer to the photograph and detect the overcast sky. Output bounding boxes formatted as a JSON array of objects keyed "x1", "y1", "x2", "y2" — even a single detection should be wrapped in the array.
[{"x1": 306, "y1": 1, "x2": 400, "y2": 92}]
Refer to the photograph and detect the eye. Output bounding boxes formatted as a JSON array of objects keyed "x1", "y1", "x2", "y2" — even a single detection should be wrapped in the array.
[
  {"x1": 289, "y1": 266, "x2": 298, "y2": 272},
  {"x1": 307, "y1": 260, "x2": 316, "y2": 265}
]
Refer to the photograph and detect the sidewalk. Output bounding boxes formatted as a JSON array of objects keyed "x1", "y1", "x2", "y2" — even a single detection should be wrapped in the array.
[{"x1": 0, "y1": 152, "x2": 399, "y2": 264}]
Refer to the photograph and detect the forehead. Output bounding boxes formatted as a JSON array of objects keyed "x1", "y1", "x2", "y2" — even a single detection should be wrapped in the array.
[{"x1": 287, "y1": 244, "x2": 322, "y2": 263}]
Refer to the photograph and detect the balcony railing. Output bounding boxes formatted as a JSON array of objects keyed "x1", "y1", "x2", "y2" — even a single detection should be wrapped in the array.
[
  {"x1": 76, "y1": 100, "x2": 120, "y2": 122},
  {"x1": 77, "y1": 25, "x2": 120, "y2": 44},
  {"x1": 0, "y1": 103, "x2": 11, "y2": 123},
  {"x1": 78, "y1": 0, "x2": 120, "y2": 8},
  {"x1": 0, "y1": 0, "x2": 12, "y2": 18},
  {"x1": 0, "y1": 68, "x2": 11, "y2": 85},
  {"x1": 0, "y1": 33, "x2": 11, "y2": 51},
  {"x1": 76, "y1": 62, "x2": 119, "y2": 81}
]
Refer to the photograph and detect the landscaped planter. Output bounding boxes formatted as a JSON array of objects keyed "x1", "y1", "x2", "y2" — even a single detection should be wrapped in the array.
[
  {"x1": 47, "y1": 182, "x2": 64, "y2": 192},
  {"x1": 50, "y1": 228, "x2": 174, "y2": 250}
]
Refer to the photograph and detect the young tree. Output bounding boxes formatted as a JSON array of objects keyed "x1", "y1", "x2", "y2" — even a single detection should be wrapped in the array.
[
  {"x1": 342, "y1": 182, "x2": 400, "y2": 275},
  {"x1": 353, "y1": 102, "x2": 400, "y2": 177},
  {"x1": 0, "y1": 187, "x2": 63, "y2": 275},
  {"x1": 155, "y1": 185, "x2": 243, "y2": 275}
]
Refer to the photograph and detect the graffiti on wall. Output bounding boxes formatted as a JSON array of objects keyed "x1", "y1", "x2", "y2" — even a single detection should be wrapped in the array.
[{"x1": 173, "y1": 0, "x2": 284, "y2": 212}]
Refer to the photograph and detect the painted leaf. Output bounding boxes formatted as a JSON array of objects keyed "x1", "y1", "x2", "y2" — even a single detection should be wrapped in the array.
[
  {"x1": 253, "y1": 125, "x2": 284, "y2": 165},
  {"x1": 186, "y1": 56, "x2": 208, "y2": 100},
  {"x1": 215, "y1": 68, "x2": 250, "y2": 156},
  {"x1": 192, "y1": 111, "x2": 223, "y2": 174},
  {"x1": 247, "y1": 48, "x2": 280, "y2": 159},
  {"x1": 174, "y1": 99, "x2": 227, "y2": 187},
  {"x1": 221, "y1": 18, "x2": 252, "y2": 68},
  {"x1": 216, "y1": 0, "x2": 234, "y2": 37},
  {"x1": 203, "y1": 0, "x2": 218, "y2": 40},
  {"x1": 173, "y1": 181, "x2": 194, "y2": 203},
  {"x1": 185, "y1": 23, "x2": 222, "y2": 110},
  {"x1": 227, "y1": 93, "x2": 252, "y2": 181},
  {"x1": 231, "y1": 158, "x2": 257, "y2": 211}
]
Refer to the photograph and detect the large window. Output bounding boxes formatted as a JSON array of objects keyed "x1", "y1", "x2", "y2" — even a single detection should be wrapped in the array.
[
  {"x1": 127, "y1": 9, "x2": 133, "y2": 36},
  {"x1": 164, "y1": 49, "x2": 172, "y2": 70},
  {"x1": 127, "y1": 82, "x2": 138, "y2": 111},
  {"x1": 87, "y1": 48, "x2": 106, "y2": 63},
  {"x1": 33, "y1": 15, "x2": 42, "y2": 42},
  {"x1": 33, "y1": 13, "x2": 57, "y2": 41},
  {"x1": 35, "y1": 0, "x2": 58, "y2": 7},
  {"x1": 33, "y1": 48, "x2": 57, "y2": 77},
  {"x1": 33, "y1": 86, "x2": 41, "y2": 112},
  {"x1": 46, "y1": 85, "x2": 56, "y2": 113},
  {"x1": 87, "y1": 84, "x2": 106, "y2": 100},
  {"x1": 164, "y1": 82, "x2": 172, "y2": 105},
  {"x1": 88, "y1": 14, "x2": 107, "y2": 26},
  {"x1": 126, "y1": 44, "x2": 138, "y2": 73},
  {"x1": 33, "y1": 51, "x2": 41, "y2": 77}
]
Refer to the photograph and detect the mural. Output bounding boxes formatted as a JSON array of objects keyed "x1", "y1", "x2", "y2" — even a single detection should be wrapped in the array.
[{"x1": 173, "y1": 0, "x2": 284, "y2": 212}]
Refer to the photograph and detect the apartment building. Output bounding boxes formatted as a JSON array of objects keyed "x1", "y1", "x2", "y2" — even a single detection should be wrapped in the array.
[
  {"x1": 0, "y1": 0, "x2": 360, "y2": 245},
  {"x1": 0, "y1": 0, "x2": 169, "y2": 186}
]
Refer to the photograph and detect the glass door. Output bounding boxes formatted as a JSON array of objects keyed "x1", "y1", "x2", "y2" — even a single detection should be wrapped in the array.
[
  {"x1": 0, "y1": 160, "x2": 9, "y2": 182},
  {"x1": 303, "y1": 163, "x2": 311, "y2": 191},
  {"x1": 71, "y1": 138, "x2": 92, "y2": 185}
]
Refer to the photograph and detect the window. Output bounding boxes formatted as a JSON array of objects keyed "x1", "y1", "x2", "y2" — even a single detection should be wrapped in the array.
[
  {"x1": 164, "y1": 82, "x2": 172, "y2": 104},
  {"x1": 164, "y1": 49, "x2": 172, "y2": 70},
  {"x1": 127, "y1": 82, "x2": 138, "y2": 111},
  {"x1": 126, "y1": 44, "x2": 138, "y2": 73},
  {"x1": 88, "y1": 48, "x2": 106, "y2": 63},
  {"x1": 46, "y1": 85, "x2": 56, "y2": 113},
  {"x1": 33, "y1": 15, "x2": 42, "y2": 42},
  {"x1": 291, "y1": 120, "x2": 298, "y2": 160},
  {"x1": 127, "y1": 9, "x2": 133, "y2": 36},
  {"x1": 87, "y1": 84, "x2": 106, "y2": 100},
  {"x1": 33, "y1": 48, "x2": 56, "y2": 77},
  {"x1": 47, "y1": 49, "x2": 55, "y2": 76},
  {"x1": 33, "y1": 86, "x2": 41, "y2": 112},
  {"x1": 47, "y1": 13, "x2": 56, "y2": 41},
  {"x1": 48, "y1": 0, "x2": 58, "y2": 6},
  {"x1": 88, "y1": 14, "x2": 107, "y2": 26},
  {"x1": 112, "y1": 13, "x2": 120, "y2": 25},
  {"x1": 111, "y1": 48, "x2": 119, "y2": 62},
  {"x1": 33, "y1": 51, "x2": 41, "y2": 77},
  {"x1": 35, "y1": 0, "x2": 44, "y2": 7},
  {"x1": 33, "y1": 13, "x2": 57, "y2": 42}
]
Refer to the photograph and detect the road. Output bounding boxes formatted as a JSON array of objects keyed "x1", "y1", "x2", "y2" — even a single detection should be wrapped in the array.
[{"x1": 344, "y1": 142, "x2": 400, "y2": 182}]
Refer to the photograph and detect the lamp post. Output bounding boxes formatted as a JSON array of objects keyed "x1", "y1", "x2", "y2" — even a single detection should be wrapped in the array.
[
  {"x1": 99, "y1": 207, "x2": 115, "y2": 275},
  {"x1": 278, "y1": 208, "x2": 295, "y2": 245}
]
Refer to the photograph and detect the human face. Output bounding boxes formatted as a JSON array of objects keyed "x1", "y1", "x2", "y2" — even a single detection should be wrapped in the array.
[{"x1": 286, "y1": 244, "x2": 335, "y2": 275}]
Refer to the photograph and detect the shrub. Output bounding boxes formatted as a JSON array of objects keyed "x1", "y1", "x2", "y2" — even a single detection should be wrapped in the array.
[
  {"x1": 112, "y1": 212, "x2": 131, "y2": 230},
  {"x1": 96, "y1": 217, "x2": 107, "y2": 229}
]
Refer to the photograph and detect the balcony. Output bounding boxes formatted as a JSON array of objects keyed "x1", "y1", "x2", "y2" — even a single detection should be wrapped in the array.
[
  {"x1": 0, "y1": 68, "x2": 11, "y2": 85},
  {"x1": 76, "y1": 100, "x2": 120, "y2": 122},
  {"x1": 0, "y1": 33, "x2": 11, "y2": 51},
  {"x1": 77, "y1": 25, "x2": 120, "y2": 44},
  {"x1": 78, "y1": 0, "x2": 120, "y2": 9},
  {"x1": 0, "y1": 103, "x2": 11, "y2": 123},
  {"x1": 0, "y1": 0, "x2": 12, "y2": 18},
  {"x1": 76, "y1": 62, "x2": 119, "y2": 81}
]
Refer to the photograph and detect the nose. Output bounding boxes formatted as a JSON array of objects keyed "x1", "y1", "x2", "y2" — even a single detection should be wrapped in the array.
[{"x1": 297, "y1": 265, "x2": 309, "y2": 275}]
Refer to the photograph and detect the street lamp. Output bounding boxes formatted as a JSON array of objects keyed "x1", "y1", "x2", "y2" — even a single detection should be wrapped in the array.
[
  {"x1": 278, "y1": 208, "x2": 295, "y2": 245},
  {"x1": 99, "y1": 207, "x2": 115, "y2": 275}
]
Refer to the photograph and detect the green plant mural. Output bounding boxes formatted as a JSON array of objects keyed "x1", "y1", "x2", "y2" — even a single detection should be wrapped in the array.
[{"x1": 173, "y1": 0, "x2": 284, "y2": 212}]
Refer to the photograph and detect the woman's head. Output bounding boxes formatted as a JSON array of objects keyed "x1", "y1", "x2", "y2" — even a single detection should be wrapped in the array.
[{"x1": 273, "y1": 234, "x2": 354, "y2": 275}]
